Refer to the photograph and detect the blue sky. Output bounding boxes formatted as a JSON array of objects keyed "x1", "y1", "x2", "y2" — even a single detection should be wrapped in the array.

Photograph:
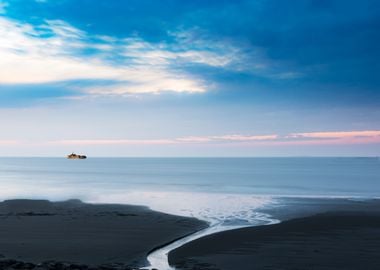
[{"x1": 0, "y1": 0, "x2": 379, "y2": 156}]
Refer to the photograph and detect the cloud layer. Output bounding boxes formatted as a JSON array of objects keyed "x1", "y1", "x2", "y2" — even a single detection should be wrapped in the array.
[
  {"x1": 1, "y1": 0, "x2": 379, "y2": 106},
  {"x1": 0, "y1": 17, "x2": 214, "y2": 95},
  {"x1": 7, "y1": 130, "x2": 378, "y2": 147}
]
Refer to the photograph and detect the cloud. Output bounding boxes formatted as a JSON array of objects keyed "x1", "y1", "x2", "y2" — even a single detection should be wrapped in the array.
[
  {"x1": 201, "y1": 131, "x2": 380, "y2": 145},
  {"x1": 46, "y1": 130, "x2": 380, "y2": 146},
  {"x1": 177, "y1": 134, "x2": 279, "y2": 143},
  {"x1": 285, "y1": 130, "x2": 380, "y2": 145},
  {"x1": 210, "y1": 134, "x2": 278, "y2": 141},
  {"x1": 0, "y1": 17, "x2": 209, "y2": 96},
  {"x1": 0, "y1": 1, "x2": 7, "y2": 14},
  {"x1": 176, "y1": 136, "x2": 212, "y2": 143},
  {"x1": 122, "y1": 34, "x2": 240, "y2": 68},
  {"x1": 55, "y1": 134, "x2": 279, "y2": 146},
  {"x1": 290, "y1": 131, "x2": 380, "y2": 139},
  {"x1": 54, "y1": 139, "x2": 176, "y2": 145},
  {"x1": 0, "y1": 140, "x2": 20, "y2": 145},
  {"x1": 1, "y1": 131, "x2": 379, "y2": 157},
  {"x1": 0, "y1": 13, "x2": 303, "y2": 101}
]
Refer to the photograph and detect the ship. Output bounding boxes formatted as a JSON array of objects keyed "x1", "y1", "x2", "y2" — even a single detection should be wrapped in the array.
[{"x1": 67, "y1": 153, "x2": 87, "y2": 159}]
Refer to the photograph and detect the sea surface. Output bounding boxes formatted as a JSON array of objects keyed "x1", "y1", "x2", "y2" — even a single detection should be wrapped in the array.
[
  {"x1": 1, "y1": 157, "x2": 379, "y2": 269},
  {"x1": 0, "y1": 157, "x2": 379, "y2": 221}
]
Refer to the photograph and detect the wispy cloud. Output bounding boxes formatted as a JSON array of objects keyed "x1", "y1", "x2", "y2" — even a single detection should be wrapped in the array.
[
  {"x1": 45, "y1": 130, "x2": 380, "y2": 146},
  {"x1": 1, "y1": 131, "x2": 379, "y2": 157},
  {"x1": 0, "y1": 140, "x2": 20, "y2": 145},
  {"x1": 0, "y1": 13, "x2": 302, "y2": 100},
  {"x1": 210, "y1": 134, "x2": 278, "y2": 141},
  {"x1": 54, "y1": 139, "x2": 177, "y2": 146},
  {"x1": 121, "y1": 32, "x2": 241, "y2": 68},
  {"x1": 53, "y1": 134, "x2": 279, "y2": 146},
  {"x1": 290, "y1": 131, "x2": 380, "y2": 139},
  {"x1": 175, "y1": 136, "x2": 213, "y2": 143},
  {"x1": 0, "y1": 1, "x2": 7, "y2": 14},
  {"x1": 284, "y1": 130, "x2": 380, "y2": 146},
  {"x1": 0, "y1": 17, "x2": 209, "y2": 95}
]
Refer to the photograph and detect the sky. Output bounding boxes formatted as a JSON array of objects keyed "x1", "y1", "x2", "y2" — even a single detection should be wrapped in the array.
[{"x1": 0, "y1": 0, "x2": 379, "y2": 156}]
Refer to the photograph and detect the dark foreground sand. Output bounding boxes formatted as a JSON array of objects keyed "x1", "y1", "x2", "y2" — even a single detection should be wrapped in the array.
[
  {"x1": 0, "y1": 199, "x2": 207, "y2": 270},
  {"x1": 169, "y1": 199, "x2": 380, "y2": 270}
]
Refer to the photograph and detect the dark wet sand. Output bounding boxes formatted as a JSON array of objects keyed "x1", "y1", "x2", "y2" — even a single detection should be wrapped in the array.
[
  {"x1": 0, "y1": 199, "x2": 207, "y2": 269},
  {"x1": 169, "y1": 199, "x2": 380, "y2": 270}
]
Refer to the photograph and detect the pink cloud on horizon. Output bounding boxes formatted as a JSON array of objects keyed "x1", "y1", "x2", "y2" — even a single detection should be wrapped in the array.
[
  {"x1": 0, "y1": 140, "x2": 20, "y2": 145},
  {"x1": 46, "y1": 130, "x2": 380, "y2": 147},
  {"x1": 176, "y1": 134, "x2": 278, "y2": 143},
  {"x1": 54, "y1": 134, "x2": 278, "y2": 146},
  {"x1": 290, "y1": 130, "x2": 380, "y2": 139},
  {"x1": 211, "y1": 134, "x2": 278, "y2": 141},
  {"x1": 53, "y1": 139, "x2": 177, "y2": 145},
  {"x1": 176, "y1": 136, "x2": 212, "y2": 143}
]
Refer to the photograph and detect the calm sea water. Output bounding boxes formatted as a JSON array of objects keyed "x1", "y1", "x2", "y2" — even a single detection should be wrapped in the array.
[
  {"x1": 0, "y1": 157, "x2": 379, "y2": 223},
  {"x1": 1, "y1": 157, "x2": 379, "y2": 196}
]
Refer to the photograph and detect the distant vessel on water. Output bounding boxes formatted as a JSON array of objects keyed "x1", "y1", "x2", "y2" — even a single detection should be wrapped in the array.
[{"x1": 67, "y1": 153, "x2": 87, "y2": 159}]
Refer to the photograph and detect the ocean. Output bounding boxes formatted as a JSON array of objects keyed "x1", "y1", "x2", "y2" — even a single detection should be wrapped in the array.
[{"x1": 1, "y1": 157, "x2": 379, "y2": 223}]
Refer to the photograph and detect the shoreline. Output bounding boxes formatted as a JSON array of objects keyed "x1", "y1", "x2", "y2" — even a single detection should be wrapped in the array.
[
  {"x1": 169, "y1": 198, "x2": 380, "y2": 270},
  {"x1": 0, "y1": 199, "x2": 207, "y2": 270},
  {"x1": 1, "y1": 198, "x2": 380, "y2": 270}
]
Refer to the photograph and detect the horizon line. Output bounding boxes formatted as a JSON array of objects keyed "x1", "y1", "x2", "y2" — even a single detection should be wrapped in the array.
[{"x1": 0, "y1": 156, "x2": 378, "y2": 158}]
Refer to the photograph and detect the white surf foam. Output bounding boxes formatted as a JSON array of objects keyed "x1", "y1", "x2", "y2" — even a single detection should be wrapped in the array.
[{"x1": 90, "y1": 191, "x2": 274, "y2": 225}]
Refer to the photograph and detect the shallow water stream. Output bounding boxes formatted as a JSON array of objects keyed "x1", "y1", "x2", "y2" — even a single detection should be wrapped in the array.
[{"x1": 142, "y1": 212, "x2": 279, "y2": 270}]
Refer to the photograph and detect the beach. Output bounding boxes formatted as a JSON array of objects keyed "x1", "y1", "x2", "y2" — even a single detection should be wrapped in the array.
[
  {"x1": 0, "y1": 199, "x2": 207, "y2": 269},
  {"x1": 169, "y1": 199, "x2": 380, "y2": 270},
  {"x1": 0, "y1": 199, "x2": 380, "y2": 270}
]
